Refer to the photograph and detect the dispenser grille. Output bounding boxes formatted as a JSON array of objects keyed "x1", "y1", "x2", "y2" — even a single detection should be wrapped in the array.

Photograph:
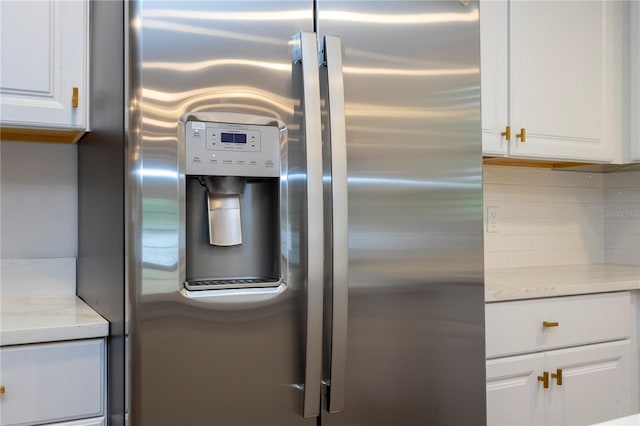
[{"x1": 185, "y1": 277, "x2": 280, "y2": 290}]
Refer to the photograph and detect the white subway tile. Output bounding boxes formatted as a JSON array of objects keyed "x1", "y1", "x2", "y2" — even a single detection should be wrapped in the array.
[
  {"x1": 484, "y1": 251, "x2": 508, "y2": 269},
  {"x1": 482, "y1": 167, "x2": 639, "y2": 268}
]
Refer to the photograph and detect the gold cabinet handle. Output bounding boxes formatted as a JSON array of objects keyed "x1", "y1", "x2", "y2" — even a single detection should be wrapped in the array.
[
  {"x1": 501, "y1": 125, "x2": 511, "y2": 141},
  {"x1": 537, "y1": 371, "x2": 549, "y2": 389},
  {"x1": 543, "y1": 321, "x2": 559, "y2": 328},
  {"x1": 551, "y1": 368, "x2": 563, "y2": 386},
  {"x1": 0, "y1": 385, "x2": 5, "y2": 394},
  {"x1": 516, "y1": 128, "x2": 526, "y2": 142},
  {"x1": 72, "y1": 86, "x2": 79, "y2": 108}
]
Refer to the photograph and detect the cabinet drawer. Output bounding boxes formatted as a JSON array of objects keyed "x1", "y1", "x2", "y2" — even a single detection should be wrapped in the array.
[
  {"x1": 49, "y1": 417, "x2": 106, "y2": 426},
  {"x1": 486, "y1": 292, "x2": 631, "y2": 358},
  {"x1": 0, "y1": 339, "x2": 105, "y2": 426}
]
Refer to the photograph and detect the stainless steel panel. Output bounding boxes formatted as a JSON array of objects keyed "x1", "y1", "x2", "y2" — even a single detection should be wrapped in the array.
[
  {"x1": 128, "y1": 2, "x2": 316, "y2": 425},
  {"x1": 317, "y1": 2, "x2": 486, "y2": 425},
  {"x1": 78, "y1": 2, "x2": 126, "y2": 426}
]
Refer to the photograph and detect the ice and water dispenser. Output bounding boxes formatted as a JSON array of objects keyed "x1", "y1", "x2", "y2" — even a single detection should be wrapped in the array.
[{"x1": 179, "y1": 113, "x2": 285, "y2": 291}]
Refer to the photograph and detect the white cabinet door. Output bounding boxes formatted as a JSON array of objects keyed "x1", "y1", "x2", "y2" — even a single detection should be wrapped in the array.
[
  {"x1": 508, "y1": 1, "x2": 616, "y2": 162},
  {"x1": 486, "y1": 353, "x2": 546, "y2": 426},
  {"x1": 631, "y1": 1, "x2": 640, "y2": 161},
  {"x1": 546, "y1": 340, "x2": 631, "y2": 426},
  {"x1": 0, "y1": 0, "x2": 88, "y2": 130},
  {"x1": 480, "y1": 0, "x2": 509, "y2": 156},
  {"x1": 0, "y1": 339, "x2": 105, "y2": 426}
]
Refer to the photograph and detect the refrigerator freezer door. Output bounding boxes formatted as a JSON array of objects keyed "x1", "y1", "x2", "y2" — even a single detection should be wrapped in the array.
[
  {"x1": 317, "y1": 1, "x2": 486, "y2": 425},
  {"x1": 129, "y1": 2, "x2": 318, "y2": 425}
]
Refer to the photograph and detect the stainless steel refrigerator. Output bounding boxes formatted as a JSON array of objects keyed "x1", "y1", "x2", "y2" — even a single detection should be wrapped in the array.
[{"x1": 78, "y1": 1, "x2": 486, "y2": 425}]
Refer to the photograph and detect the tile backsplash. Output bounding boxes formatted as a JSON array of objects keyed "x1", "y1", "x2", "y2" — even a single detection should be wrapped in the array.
[
  {"x1": 484, "y1": 166, "x2": 640, "y2": 269},
  {"x1": 483, "y1": 166, "x2": 605, "y2": 269},
  {"x1": 605, "y1": 170, "x2": 640, "y2": 266}
]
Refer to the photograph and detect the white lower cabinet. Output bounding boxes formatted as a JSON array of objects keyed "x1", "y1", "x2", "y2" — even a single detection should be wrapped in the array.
[
  {"x1": 48, "y1": 418, "x2": 106, "y2": 426},
  {"x1": 488, "y1": 341, "x2": 631, "y2": 426},
  {"x1": 487, "y1": 353, "x2": 545, "y2": 426},
  {"x1": 546, "y1": 341, "x2": 631, "y2": 426},
  {"x1": 486, "y1": 292, "x2": 634, "y2": 425},
  {"x1": 0, "y1": 338, "x2": 105, "y2": 426}
]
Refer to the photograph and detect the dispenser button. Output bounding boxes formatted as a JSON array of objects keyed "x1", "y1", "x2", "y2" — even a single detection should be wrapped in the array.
[
  {"x1": 206, "y1": 129, "x2": 220, "y2": 151},
  {"x1": 265, "y1": 160, "x2": 274, "y2": 168}
]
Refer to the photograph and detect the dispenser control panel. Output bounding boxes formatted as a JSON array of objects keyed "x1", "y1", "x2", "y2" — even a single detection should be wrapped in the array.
[{"x1": 185, "y1": 120, "x2": 281, "y2": 177}]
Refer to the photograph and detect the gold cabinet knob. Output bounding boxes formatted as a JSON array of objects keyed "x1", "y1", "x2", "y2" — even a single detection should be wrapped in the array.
[
  {"x1": 543, "y1": 321, "x2": 559, "y2": 328},
  {"x1": 551, "y1": 368, "x2": 563, "y2": 386},
  {"x1": 516, "y1": 128, "x2": 526, "y2": 142},
  {"x1": 0, "y1": 385, "x2": 5, "y2": 394},
  {"x1": 501, "y1": 125, "x2": 511, "y2": 141},
  {"x1": 537, "y1": 371, "x2": 549, "y2": 389}
]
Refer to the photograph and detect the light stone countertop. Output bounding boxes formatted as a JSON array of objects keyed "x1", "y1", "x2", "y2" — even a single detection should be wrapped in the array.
[
  {"x1": 593, "y1": 413, "x2": 640, "y2": 425},
  {"x1": 0, "y1": 296, "x2": 108, "y2": 346},
  {"x1": 485, "y1": 264, "x2": 640, "y2": 302}
]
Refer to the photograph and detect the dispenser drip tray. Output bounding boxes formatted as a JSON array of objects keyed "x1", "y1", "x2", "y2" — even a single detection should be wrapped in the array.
[{"x1": 185, "y1": 277, "x2": 280, "y2": 290}]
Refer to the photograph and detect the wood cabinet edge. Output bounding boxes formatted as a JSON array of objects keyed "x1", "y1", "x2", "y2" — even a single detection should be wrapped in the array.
[{"x1": 1, "y1": 127, "x2": 86, "y2": 144}]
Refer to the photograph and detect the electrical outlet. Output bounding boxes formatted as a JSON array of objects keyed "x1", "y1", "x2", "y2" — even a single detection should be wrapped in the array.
[{"x1": 487, "y1": 206, "x2": 501, "y2": 233}]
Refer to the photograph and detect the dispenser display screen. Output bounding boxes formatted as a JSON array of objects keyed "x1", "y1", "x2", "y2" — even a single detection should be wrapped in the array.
[{"x1": 221, "y1": 133, "x2": 247, "y2": 144}]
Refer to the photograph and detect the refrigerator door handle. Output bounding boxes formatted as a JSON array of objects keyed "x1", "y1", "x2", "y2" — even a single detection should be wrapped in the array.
[
  {"x1": 292, "y1": 31, "x2": 324, "y2": 419},
  {"x1": 321, "y1": 35, "x2": 349, "y2": 414}
]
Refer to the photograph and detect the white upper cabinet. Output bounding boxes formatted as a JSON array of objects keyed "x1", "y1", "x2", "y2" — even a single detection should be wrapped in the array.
[
  {"x1": 631, "y1": 1, "x2": 640, "y2": 161},
  {"x1": 480, "y1": 1, "x2": 623, "y2": 162},
  {"x1": 480, "y1": 0, "x2": 509, "y2": 156},
  {"x1": 0, "y1": 0, "x2": 88, "y2": 138}
]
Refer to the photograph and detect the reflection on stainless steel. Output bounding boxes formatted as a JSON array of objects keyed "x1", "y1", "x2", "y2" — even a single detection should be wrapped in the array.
[
  {"x1": 128, "y1": 1, "x2": 316, "y2": 425},
  {"x1": 321, "y1": 9, "x2": 479, "y2": 24},
  {"x1": 142, "y1": 19, "x2": 287, "y2": 46},
  {"x1": 292, "y1": 31, "x2": 325, "y2": 419},
  {"x1": 83, "y1": 1, "x2": 484, "y2": 425},
  {"x1": 143, "y1": 58, "x2": 290, "y2": 72},
  {"x1": 344, "y1": 103, "x2": 478, "y2": 118},
  {"x1": 318, "y1": 1, "x2": 485, "y2": 425},
  {"x1": 142, "y1": 9, "x2": 311, "y2": 22},
  {"x1": 343, "y1": 65, "x2": 479, "y2": 76},
  {"x1": 321, "y1": 35, "x2": 349, "y2": 414}
]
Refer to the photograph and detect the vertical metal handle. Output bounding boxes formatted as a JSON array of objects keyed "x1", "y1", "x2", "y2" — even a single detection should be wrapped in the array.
[
  {"x1": 292, "y1": 31, "x2": 324, "y2": 419},
  {"x1": 72, "y1": 87, "x2": 79, "y2": 108},
  {"x1": 538, "y1": 371, "x2": 549, "y2": 389},
  {"x1": 501, "y1": 125, "x2": 511, "y2": 141},
  {"x1": 516, "y1": 128, "x2": 526, "y2": 142},
  {"x1": 552, "y1": 368, "x2": 563, "y2": 386},
  {"x1": 321, "y1": 35, "x2": 349, "y2": 414}
]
